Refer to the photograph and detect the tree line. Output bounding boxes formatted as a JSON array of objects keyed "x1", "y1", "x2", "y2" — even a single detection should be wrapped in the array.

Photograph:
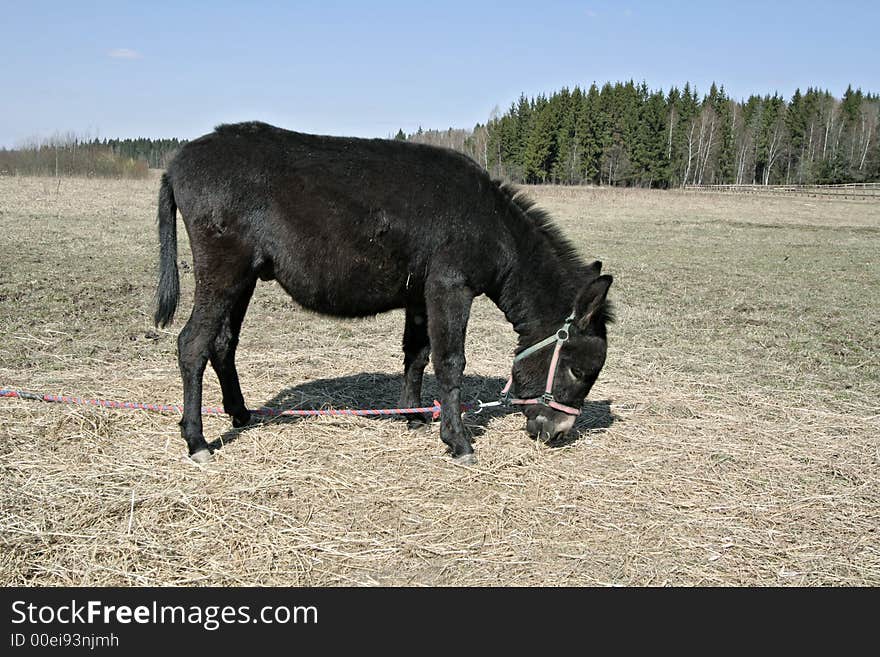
[
  {"x1": 403, "y1": 82, "x2": 879, "y2": 187},
  {"x1": 0, "y1": 135, "x2": 186, "y2": 178}
]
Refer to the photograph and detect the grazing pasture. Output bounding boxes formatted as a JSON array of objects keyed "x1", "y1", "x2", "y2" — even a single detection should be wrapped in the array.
[{"x1": 1, "y1": 174, "x2": 877, "y2": 585}]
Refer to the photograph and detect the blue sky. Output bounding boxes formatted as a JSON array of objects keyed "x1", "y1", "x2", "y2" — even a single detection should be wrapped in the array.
[{"x1": 1, "y1": 0, "x2": 877, "y2": 146}]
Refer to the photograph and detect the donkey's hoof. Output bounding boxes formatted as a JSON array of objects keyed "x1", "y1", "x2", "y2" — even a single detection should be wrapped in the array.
[
  {"x1": 452, "y1": 452, "x2": 477, "y2": 466},
  {"x1": 232, "y1": 410, "x2": 252, "y2": 428},
  {"x1": 190, "y1": 448, "x2": 213, "y2": 464}
]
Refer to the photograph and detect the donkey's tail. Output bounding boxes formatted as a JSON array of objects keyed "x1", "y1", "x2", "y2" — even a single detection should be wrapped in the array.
[{"x1": 154, "y1": 173, "x2": 179, "y2": 328}]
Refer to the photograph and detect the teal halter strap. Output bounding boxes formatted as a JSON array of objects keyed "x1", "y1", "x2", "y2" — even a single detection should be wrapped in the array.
[{"x1": 513, "y1": 312, "x2": 576, "y2": 362}]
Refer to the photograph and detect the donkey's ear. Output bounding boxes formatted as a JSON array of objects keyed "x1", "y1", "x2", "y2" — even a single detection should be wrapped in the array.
[
  {"x1": 574, "y1": 274, "x2": 613, "y2": 330},
  {"x1": 586, "y1": 260, "x2": 602, "y2": 276}
]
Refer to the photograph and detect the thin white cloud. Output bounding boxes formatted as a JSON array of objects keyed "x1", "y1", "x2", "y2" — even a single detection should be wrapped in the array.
[{"x1": 108, "y1": 48, "x2": 142, "y2": 60}]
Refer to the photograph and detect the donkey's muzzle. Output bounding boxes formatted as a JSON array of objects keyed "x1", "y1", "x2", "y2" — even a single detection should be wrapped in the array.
[{"x1": 525, "y1": 410, "x2": 575, "y2": 443}]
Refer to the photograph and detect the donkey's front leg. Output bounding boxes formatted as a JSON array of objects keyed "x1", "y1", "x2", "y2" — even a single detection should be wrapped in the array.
[{"x1": 425, "y1": 275, "x2": 475, "y2": 464}]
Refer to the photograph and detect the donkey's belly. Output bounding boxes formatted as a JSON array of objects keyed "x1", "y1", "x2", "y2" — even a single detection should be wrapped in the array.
[{"x1": 271, "y1": 248, "x2": 412, "y2": 318}]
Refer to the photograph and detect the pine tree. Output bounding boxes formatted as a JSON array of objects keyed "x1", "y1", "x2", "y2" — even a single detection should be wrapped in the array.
[
  {"x1": 523, "y1": 94, "x2": 558, "y2": 183},
  {"x1": 639, "y1": 90, "x2": 670, "y2": 186},
  {"x1": 714, "y1": 86, "x2": 735, "y2": 184},
  {"x1": 551, "y1": 87, "x2": 578, "y2": 184},
  {"x1": 576, "y1": 83, "x2": 602, "y2": 183}
]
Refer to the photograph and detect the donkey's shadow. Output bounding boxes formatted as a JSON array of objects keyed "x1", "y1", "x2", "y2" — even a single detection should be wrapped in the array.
[{"x1": 209, "y1": 372, "x2": 615, "y2": 451}]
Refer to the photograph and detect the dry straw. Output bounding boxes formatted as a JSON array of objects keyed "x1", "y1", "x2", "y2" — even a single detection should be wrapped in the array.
[{"x1": 1, "y1": 176, "x2": 878, "y2": 585}]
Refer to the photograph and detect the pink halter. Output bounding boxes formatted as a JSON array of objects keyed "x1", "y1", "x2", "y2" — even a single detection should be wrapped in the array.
[{"x1": 500, "y1": 312, "x2": 582, "y2": 416}]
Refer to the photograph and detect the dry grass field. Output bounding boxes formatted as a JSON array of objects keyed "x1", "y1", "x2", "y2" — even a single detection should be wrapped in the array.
[{"x1": 1, "y1": 174, "x2": 878, "y2": 586}]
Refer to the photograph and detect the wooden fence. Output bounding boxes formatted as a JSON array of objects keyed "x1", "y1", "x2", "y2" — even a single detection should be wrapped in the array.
[{"x1": 682, "y1": 182, "x2": 880, "y2": 200}]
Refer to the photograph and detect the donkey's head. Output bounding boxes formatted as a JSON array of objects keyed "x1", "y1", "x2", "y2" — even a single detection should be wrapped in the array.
[{"x1": 509, "y1": 270, "x2": 613, "y2": 442}]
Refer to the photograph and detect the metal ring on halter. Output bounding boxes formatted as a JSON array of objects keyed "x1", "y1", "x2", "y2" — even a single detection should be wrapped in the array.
[
  {"x1": 473, "y1": 399, "x2": 484, "y2": 414},
  {"x1": 556, "y1": 327, "x2": 569, "y2": 341}
]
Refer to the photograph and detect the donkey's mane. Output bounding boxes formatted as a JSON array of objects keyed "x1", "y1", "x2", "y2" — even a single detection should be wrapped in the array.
[
  {"x1": 495, "y1": 181, "x2": 614, "y2": 327},
  {"x1": 495, "y1": 181, "x2": 592, "y2": 279}
]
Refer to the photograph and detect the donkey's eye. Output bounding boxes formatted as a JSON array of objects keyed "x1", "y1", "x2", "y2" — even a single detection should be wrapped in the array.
[{"x1": 570, "y1": 367, "x2": 585, "y2": 380}]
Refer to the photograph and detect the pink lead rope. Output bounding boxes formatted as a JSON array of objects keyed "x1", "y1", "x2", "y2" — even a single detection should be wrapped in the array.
[
  {"x1": 1, "y1": 317, "x2": 585, "y2": 421},
  {"x1": 499, "y1": 312, "x2": 582, "y2": 416}
]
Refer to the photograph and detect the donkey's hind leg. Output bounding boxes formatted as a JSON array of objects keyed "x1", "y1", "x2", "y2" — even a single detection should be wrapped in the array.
[
  {"x1": 178, "y1": 278, "x2": 251, "y2": 463},
  {"x1": 398, "y1": 303, "x2": 431, "y2": 428},
  {"x1": 210, "y1": 277, "x2": 257, "y2": 429}
]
